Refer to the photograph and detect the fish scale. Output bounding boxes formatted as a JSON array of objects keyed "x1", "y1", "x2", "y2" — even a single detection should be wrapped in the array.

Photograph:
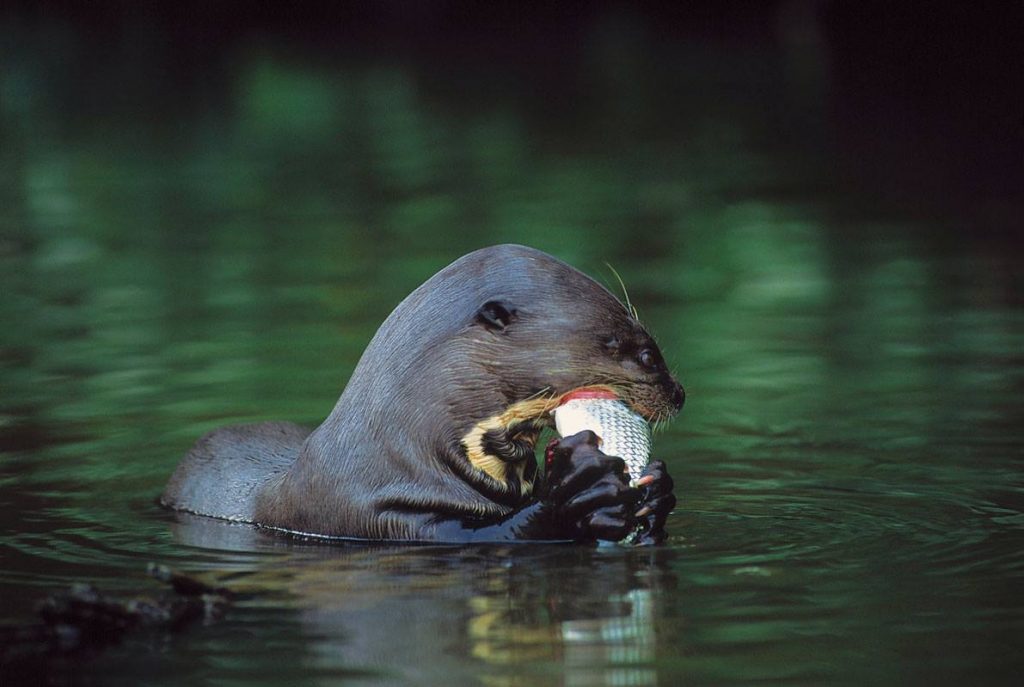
[{"x1": 552, "y1": 398, "x2": 651, "y2": 483}]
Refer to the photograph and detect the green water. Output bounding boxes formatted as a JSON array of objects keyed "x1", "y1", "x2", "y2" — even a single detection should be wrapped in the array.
[{"x1": 2, "y1": 12, "x2": 1023, "y2": 686}]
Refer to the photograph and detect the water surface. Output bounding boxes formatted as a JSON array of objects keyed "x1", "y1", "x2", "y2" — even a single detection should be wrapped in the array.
[{"x1": 1, "y1": 11, "x2": 1022, "y2": 686}]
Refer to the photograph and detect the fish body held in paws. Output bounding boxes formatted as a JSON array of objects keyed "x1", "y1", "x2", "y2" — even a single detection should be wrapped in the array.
[{"x1": 552, "y1": 390, "x2": 651, "y2": 485}]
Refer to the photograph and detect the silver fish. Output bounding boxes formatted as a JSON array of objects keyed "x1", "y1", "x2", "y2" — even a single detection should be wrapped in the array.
[{"x1": 553, "y1": 398, "x2": 651, "y2": 484}]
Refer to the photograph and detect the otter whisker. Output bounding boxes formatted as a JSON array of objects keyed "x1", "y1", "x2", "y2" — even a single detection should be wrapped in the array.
[
  {"x1": 604, "y1": 262, "x2": 640, "y2": 321},
  {"x1": 523, "y1": 386, "x2": 555, "y2": 403}
]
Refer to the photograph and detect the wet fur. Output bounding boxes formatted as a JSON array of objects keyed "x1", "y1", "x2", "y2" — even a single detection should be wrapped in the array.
[{"x1": 161, "y1": 245, "x2": 682, "y2": 541}]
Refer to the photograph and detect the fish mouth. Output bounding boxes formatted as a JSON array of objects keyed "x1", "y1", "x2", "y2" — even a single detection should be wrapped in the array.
[{"x1": 460, "y1": 385, "x2": 648, "y2": 487}]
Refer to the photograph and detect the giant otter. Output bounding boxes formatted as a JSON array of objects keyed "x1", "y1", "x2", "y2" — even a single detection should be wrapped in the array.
[{"x1": 161, "y1": 245, "x2": 683, "y2": 544}]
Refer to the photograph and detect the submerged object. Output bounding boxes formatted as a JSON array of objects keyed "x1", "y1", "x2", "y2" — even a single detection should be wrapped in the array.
[{"x1": 552, "y1": 389, "x2": 651, "y2": 485}]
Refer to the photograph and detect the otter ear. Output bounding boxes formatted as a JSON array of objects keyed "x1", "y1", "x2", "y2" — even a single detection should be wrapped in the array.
[{"x1": 476, "y1": 300, "x2": 517, "y2": 332}]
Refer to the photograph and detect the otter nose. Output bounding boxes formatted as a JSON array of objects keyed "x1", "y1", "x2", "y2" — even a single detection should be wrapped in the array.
[{"x1": 671, "y1": 382, "x2": 685, "y2": 411}]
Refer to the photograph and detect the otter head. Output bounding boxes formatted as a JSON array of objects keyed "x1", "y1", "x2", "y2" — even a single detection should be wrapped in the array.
[{"x1": 334, "y1": 244, "x2": 683, "y2": 500}]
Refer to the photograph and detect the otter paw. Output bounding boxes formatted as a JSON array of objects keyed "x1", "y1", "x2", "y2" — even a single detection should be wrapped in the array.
[
  {"x1": 631, "y1": 460, "x2": 676, "y2": 545},
  {"x1": 542, "y1": 431, "x2": 641, "y2": 541}
]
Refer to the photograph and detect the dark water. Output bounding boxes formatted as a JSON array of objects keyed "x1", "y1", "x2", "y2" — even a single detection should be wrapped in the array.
[{"x1": 2, "y1": 8, "x2": 1023, "y2": 686}]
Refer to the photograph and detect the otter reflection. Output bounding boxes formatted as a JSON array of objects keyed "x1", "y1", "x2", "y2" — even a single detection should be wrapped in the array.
[{"x1": 170, "y1": 514, "x2": 678, "y2": 685}]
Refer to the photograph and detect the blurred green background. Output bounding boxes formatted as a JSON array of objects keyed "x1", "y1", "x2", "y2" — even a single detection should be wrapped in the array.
[{"x1": 1, "y1": 2, "x2": 1022, "y2": 685}]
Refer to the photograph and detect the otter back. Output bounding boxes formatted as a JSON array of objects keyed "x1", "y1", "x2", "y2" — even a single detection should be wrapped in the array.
[{"x1": 161, "y1": 422, "x2": 310, "y2": 523}]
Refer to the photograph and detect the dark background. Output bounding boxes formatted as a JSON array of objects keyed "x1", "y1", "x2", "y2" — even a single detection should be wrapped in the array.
[{"x1": 4, "y1": 0, "x2": 1022, "y2": 231}]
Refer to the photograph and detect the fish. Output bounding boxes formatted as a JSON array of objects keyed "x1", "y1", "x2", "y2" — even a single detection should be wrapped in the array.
[
  {"x1": 552, "y1": 390, "x2": 653, "y2": 544},
  {"x1": 552, "y1": 391, "x2": 651, "y2": 486}
]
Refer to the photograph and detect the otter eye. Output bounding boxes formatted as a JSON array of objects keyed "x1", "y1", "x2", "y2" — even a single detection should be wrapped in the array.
[
  {"x1": 638, "y1": 348, "x2": 660, "y2": 371},
  {"x1": 476, "y1": 301, "x2": 516, "y2": 331}
]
